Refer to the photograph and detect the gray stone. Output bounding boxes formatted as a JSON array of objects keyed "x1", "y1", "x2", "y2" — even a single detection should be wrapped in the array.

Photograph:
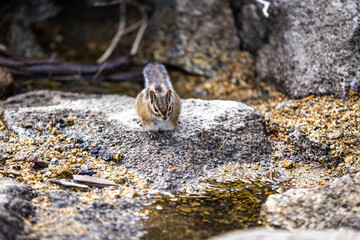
[
  {"x1": 288, "y1": 128, "x2": 340, "y2": 168},
  {"x1": 1, "y1": 90, "x2": 271, "y2": 191},
  {"x1": 256, "y1": 0, "x2": 360, "y2": 98},
  {"x1": 138, "y1": 0, "x2": 240, "y2": 77},
  {"x1": 261, "y1": 172, "x2": 360, "y2": 230},
  {"x1": 32, "y1": 189, "x2": 143, "y2": 240},
  {"x1": 328, "y1": 130, "x2": 343, "y2": 140},
  {"x1": 0, "y1": 180, "x2": 34, "y2": 240},
  {"x1": 74, "y1": 199, "x2": 144, "y2": 240},
  {"x1": 210, "y1": 229, "x2": 360, "y2": 240},
  {"x1": 0, "y1": 180, "x2": 31, "y2": 195}
]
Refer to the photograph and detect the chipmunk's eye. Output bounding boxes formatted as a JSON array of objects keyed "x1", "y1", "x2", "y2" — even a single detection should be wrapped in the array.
[
  {"x1": 168, "y1": 106, "x2": 172, "y2": 112},
  {"x1": 154, "y1": 106, "x2": 159, "y2": 112}
]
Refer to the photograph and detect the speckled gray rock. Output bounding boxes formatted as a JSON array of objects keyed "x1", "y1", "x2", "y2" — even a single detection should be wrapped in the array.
[
  {"x1": 1, "y1": 90, "x2": 271, "y2": 191},
  {"x1": 33, "y1": 190, "x2": 144, "y2": 240},
  {"x1": 288, "y1": 128, "x2": 340, "y2": 168},
  {"x1": 0, "y1": 180, "x2": 34, "y2": 240},
  {"x1": 138, "y1": 0, "x2": 240, "y2": 77},
  {"x1": 210, "y1": 229, "x2": 360, "y2": 240},
  {"x1": 261, "y1": 172, "x2": 360, "y2": 230},
  {"x1": 256, "y1": 0, "x2": 360, "y2": 98}
]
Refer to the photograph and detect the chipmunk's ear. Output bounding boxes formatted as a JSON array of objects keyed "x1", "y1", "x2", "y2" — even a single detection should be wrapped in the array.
[
  {"x1": 166, "y1": 89, "x2": 172, "y2": 102},
  {"x1": 149, "y1": 90, "x2": 156, "y2": 104}
]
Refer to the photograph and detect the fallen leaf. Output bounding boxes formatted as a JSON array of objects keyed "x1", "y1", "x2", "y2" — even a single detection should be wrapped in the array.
[
  {"x1": 72, "y1": 175, "x2": 118, "y2": 187},
  {"x1": 50, "y1": 180, "x2": 89, "y2": 189}
]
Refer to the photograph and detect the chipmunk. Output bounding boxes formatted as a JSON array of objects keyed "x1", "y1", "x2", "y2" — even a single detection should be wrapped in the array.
[{"x1": 135, "y1": 63, "x2": 181, "y2": 131}]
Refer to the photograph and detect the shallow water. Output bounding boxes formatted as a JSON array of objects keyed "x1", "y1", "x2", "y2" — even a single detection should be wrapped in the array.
[{"x1": 141, "y1": 180, "x2": 278, "y2": 240}]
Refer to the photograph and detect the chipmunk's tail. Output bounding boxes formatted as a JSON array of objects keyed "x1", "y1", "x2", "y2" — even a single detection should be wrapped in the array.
[{"x1": 143, "y1": 63, "x2": 173, "y2": 89}]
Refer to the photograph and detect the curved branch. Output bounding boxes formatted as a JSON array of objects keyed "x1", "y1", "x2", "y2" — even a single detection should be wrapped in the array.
[
  {"x1": 130, "y1": 3, "x2": 148, "y2": 55},
  {"x1": 97, "y1": 0, "x2": 127, "y2": 63}
]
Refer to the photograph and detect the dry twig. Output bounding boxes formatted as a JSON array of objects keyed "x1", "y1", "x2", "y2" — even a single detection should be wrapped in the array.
[
  {"x1": 130, "y1": 2, "x2": 148, "y2": 55},
  {"x1": 0, "y1": 170, "x2": 21, "y2": 176},
  {"x1": 95, "y1": 0, "x2": 149, "y2": 58},
  {"x1": 0, "y1": 50, "x2": 137, "y2": 81},
  {"x1": 0, "y1": 1, "x2": 149, "y2": 83},
  {"x1": 93, "y1": 0, "x2": 122, "y2": 7},
  {"x1": 97, "y1": 0, "x2": 127, "y2": 63}
]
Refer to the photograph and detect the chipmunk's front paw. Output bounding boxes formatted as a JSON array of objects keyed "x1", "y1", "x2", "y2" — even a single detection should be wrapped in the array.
[
  {"x1": 147, "y1": 131, "x2": 159, "y2": 140},
  {"x1": 136, "y1": 119, "x2": 142, "y2": 126}
]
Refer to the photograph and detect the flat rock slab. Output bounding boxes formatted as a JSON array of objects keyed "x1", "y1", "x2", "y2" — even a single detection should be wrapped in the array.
[
  {"x1": 2, "y1": 90, "x2": 271, "y2": 191},
  {"x1": 210, "y1": 229, "x2": 360, "y2": 240},
  {"x1": 261, "y1": 172, "x2": 360, "y2": 230}
]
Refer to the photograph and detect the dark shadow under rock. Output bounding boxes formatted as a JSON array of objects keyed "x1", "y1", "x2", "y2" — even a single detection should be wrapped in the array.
[
  {"x1": 229, "y1": 0, "x2": 271, "y2": 55},
  {"x1": 0, "y1": 67, "x2": 14, "y2": 99},
  {"x1": 0, "y1": 0, "x2": 60, "y2": 57}
]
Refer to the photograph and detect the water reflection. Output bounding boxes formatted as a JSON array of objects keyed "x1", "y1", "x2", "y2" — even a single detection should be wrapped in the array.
[{"x1": 141, "y1": 181, "x2": 277, "y2": 240}]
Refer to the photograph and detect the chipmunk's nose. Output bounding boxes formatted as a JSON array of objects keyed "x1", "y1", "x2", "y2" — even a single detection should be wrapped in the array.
[{"x1": 161, "y1": 112, "x2": 167, "y2": 120}]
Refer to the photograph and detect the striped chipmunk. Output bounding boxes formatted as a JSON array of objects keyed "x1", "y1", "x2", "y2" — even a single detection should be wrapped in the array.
[{"x1": 135, "y1": 63, "x2": 181, "y2": 131}]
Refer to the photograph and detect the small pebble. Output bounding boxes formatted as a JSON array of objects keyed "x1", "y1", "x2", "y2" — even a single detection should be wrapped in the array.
[{"x1": 328, "y1": 130, "x2": 342, "y2": 140}]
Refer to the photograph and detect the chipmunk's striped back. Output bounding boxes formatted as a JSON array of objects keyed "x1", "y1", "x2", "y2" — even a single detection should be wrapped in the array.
[{"x1": 143, "y1": 63, "x2": 173, "y2": 89}]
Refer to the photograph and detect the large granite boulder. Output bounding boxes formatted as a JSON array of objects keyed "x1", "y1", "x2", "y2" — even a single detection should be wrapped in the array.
[
  {"x1": 138, "y1": 0, "x2": 240, "y2": 77},
  {"x1": 256, "y1": 0, "x2": 359, "y2": 98},
  {"x1": 1, "y1": 90, "x2": 271, "y2": 191},
  {"x1": 261, "y1": 172, "x2": 360, "y2": 230}
]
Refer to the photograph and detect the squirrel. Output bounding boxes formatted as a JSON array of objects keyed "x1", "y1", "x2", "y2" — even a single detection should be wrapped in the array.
[{"x1": 135, "y1": 63, "x2": 181, "y2": 131}]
